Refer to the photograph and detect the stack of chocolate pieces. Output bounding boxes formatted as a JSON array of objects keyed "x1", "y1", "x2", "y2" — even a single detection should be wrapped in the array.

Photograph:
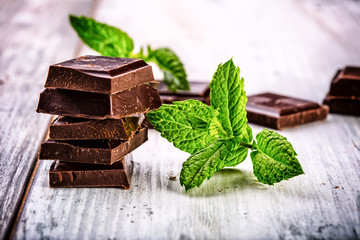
[
  {"x1": 36, "y1": 55, "x2": 161, "y2": 189},
  {"x1": 323, "y1": 66, "x2": 360, "y2": 116}
]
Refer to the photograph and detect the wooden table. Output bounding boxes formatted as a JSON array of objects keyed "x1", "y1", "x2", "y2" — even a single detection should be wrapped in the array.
[{"x1": 1, "y1": 0, "x2": 359, "y2": 239}]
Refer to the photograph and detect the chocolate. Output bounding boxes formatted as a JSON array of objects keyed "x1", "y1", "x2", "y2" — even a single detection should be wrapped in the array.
[
  {"x1": 49, "y1": 154, "x2": 133, "y2": 188},
  {"x1": 49, "y1": 114, "x2": 144, "y2": 140},
  {"x1": 40, "y1": 127, "x2": 148, "y2": 165},
  {"x1": 323, "y1": 66, "x2": 360, "y2": 116},
  {"x1": 45, "y1": 55, "x2": 155, "y2": 94},
  {"x1": 323, "y1": 95, "x2": 360, "y2": 116},
  {"x1": 36, "y1": 84, "x2": 161, "y2": 119},
  {"x1": 246, "y1": 92, "x2": 329, "y2": 129},
  {"x1": 329, "y1": 67, "x2": 360, "y2": 96}
]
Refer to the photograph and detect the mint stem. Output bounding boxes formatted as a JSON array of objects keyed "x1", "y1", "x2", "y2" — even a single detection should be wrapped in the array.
[{"x1": 239, "y1": 140, "x2": 255, "y2": 150}]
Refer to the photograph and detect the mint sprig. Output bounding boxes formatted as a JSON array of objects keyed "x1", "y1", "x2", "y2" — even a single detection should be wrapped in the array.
[
  {"x1": 69, "y1": 15, "x2": 189, "y2": 92},
  {"x1": 147, "y1": 58, "x2": 304, "y2": 190}
]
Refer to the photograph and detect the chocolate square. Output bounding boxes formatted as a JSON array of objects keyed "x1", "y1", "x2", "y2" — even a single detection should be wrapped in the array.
[
  {"x1": 49, "y1": 114, "x2": 144, "y2": 140},
  {"x1": 323, "y1": 66, "x2": 360, "y2": 116},
  {"x1": 49, "y1": 154, "x2": 133, "y2": 188},
  {"x1": 323, "y1": 95, "x2": 360, "y2": 116},
  {"x1": 45, "y1": 55, "x2": 155, "y2": 94},
  {"x1": 40, "y1": 127, "x2": 148, "y2": 165},
  {"x1": 246, "y1": 92, "x2": 329, "y2": 129},
  {"x1": 329, "y1": 67, "x2": 360, "y2": 96},
  {"x1": 36, "y1": 85, "x2": 161, "y2": 119}
]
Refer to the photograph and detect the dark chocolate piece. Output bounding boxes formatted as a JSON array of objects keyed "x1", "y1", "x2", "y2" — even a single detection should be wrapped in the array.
[
  {"x1": 323, "y1": 66, "x2": 360, "y2": 115},
  {"x1": 323, "y1": 95, "x2": 360, "y2": 116},
  {"x1": 49, "y1": 154, "x2": 133, "y2": 188},
  {"x1": 40, "y1": 127, "x2": 148, "y2": 165},
  {"x1": 329, "y1": 67, "x2": 360, "y2": 96},
  {"x1": 246, "y1": 92, "x2": 329, "y2": 129},
  {"x1": 36, "y1": 85, "x2": 161, "y2": 119},
  {"x1": 49, "y1": 114, "x2": 145, "y2": 140},
  {"x1": 45, "y1": 56, "x2": 155, "y2": 94}
]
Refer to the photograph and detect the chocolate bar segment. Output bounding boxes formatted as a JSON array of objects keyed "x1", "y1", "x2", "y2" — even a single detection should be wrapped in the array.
[
  {"x1": 36, "y1": 85, "x2": 161, "y2": 119},
  {"x1": 323, "y1": 66, "x2": 360, "y2": 115},
  {"x1": 323, "y1": 95, "x2": 360, "y2": 116},
  {"x1": 45, "y1": 55, "x2": 155, "y2": 94},
  {"x1": 49, "y1": 114, "x2": 144, "y2": 140},
  {"x1": 40, "y1": 127, "x2": 148, "y2": 165},
  {"x1": 49, "y1": 154, "x2": 133, "y2": 188},
  {"x1": 246, "y1": 92, "x2": 329, "y2": 129},
  {"x1": 329, "y1": 67, "x2": 360, "y2": 96}
]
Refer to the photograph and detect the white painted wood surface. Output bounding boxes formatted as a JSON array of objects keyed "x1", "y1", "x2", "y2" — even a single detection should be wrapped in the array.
[
  {"x1": 5, "y1": 0, "x2": 360, "y2": 239},
  {"x1": 0, "y1": 0, "x2": 93, "y2": 238}
]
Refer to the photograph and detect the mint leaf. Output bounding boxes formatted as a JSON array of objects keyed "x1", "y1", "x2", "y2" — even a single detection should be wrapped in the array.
[
  {"x1": 69, "y1": 15, "x2": 134, "y2": 57},
  {"x1": 180, "y1": 140, "x2": 225, "y2": 191},
  {"x1": 223, "y1": 124, "x2": 253, "y2": 167},
  {"x1": 147, "y1": 47, "x2": 189, "y2": 91},
  {"x1": 146, "y1": 100, "x2": 217, "y2": 154},
  {"x1": 250, "y1": 129, "x2": 304, "y2": 185},
  {"x1": 210, "y1": 59, "x2": 248, "y2": 138},
  {"x1": 223, "y1": 145, "x2": 248, "y2": 168}
]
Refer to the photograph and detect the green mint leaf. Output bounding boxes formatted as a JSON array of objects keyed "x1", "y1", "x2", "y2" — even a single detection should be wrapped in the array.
[
  {"x1": 146, "y1": 100, "x2": 217, "y2": 154},
  {"x1": 250, "y1": 129, "x2": 304, "y2": 185},
  {"x1": 223, "y1": 145, "x2": 248, "y2": 168},
  {"x1": 180, "y1": 140, "x2": 225, "y2": 191},
  {"x1": 69, "y1": 15, "x2": 134, "y2": 57},
  {"x1": 223, "y1": 124, "x2": 253, "y2": 167},
  {"x1": 208, "y1": 110, "x2": 228, "y2": 140},
  {"x1": 209, "y1": 59, "x2": 248, "y2": 138},
  {"x1": 147, "y1": 47, "x2": 189, "y2": 91}
]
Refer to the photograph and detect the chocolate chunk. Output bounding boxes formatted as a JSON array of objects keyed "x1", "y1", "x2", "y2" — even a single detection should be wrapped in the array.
[
  {"x1": 36, "y1": 84, "x2": 161, "y2": 119},
  {"x1": 40, "y1": 127, "x2": 148, "y2": 165},
  {"x1": 329, "y1": 67, "x2": 360, "y2": 96},
  {"x1": 49, "y1": 154, "x2": 133, "y2": 188},
  {"x1": 323, "y1": 66, "x2": 360, "y2": 116},
  {"x1": 246, "y1": 92, "x2": 329, "y2": 129},
  {"x1": 49, "y1": 114, "x2": 145, "y2": 140},
  {"x1": 323, "y1": 95, "x2": 360, "y2": 116},
  {"x1": 45, "y1": 55, "x2": 155, "y2": 94}
]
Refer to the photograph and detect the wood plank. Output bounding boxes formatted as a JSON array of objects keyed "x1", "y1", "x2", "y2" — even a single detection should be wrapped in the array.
[
  {"x1": 0, "y1": 0, "x2": 93, "y2": 238},
  {"x1": 13, "y1": 0, "x2": 360, "y2": 239}
]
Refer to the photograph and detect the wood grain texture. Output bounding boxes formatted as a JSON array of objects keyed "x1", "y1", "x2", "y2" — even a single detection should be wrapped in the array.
[
  {"x1": 11, "y1": 0, "x2": 360, "y2": 239},
  {"x1": 0, "y1": 0, "x2": 93, "y2": 238}
]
